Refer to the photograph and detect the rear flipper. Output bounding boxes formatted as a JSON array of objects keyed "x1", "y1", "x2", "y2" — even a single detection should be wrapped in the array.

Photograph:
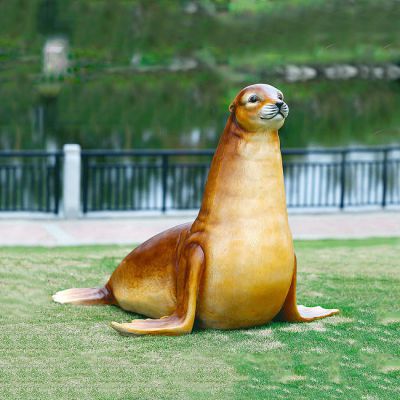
[
  {"x1": 53, "y1": 285, "x2": 114, "y2": 305},
  {"x1": 275, "y1": 255, "x2": 339, "y2": 322}
]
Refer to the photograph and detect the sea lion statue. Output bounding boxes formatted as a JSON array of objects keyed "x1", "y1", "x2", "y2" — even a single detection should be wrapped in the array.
[{"x1": 53, "y1": 83, "x2": 339, "y2": 335}]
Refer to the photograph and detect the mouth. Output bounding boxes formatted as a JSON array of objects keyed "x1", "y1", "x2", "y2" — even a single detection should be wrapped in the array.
[{"x1": 260, "y1": 112, "x2": 285, "y2": 120}]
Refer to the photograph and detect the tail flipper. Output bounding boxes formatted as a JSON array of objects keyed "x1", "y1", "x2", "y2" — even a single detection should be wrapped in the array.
[{"x1": 52, "y1": 285, "x2": 114, "y2": 305}]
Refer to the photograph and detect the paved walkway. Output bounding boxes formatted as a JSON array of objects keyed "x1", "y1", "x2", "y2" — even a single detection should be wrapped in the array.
[{"x1": 0, "y1": 211, "x2": 399, "y2": 246}]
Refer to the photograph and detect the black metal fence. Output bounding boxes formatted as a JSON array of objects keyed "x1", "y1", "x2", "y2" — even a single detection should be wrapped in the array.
[
  {"x1": 81, "y1": 146, "x2": 400, "y2": 213},
  {"x1": 0, "y1": 151, "x2": 62, "y2": 213},
  {"x1": 0, "y1": 146, "x2": 398, "y2": 214},
  {"x1": 81, "y1": 150, "x2": 213, "y2": 212},
  {"x1": 283, "y1": 147, "x2": 400, "y2": 208}
]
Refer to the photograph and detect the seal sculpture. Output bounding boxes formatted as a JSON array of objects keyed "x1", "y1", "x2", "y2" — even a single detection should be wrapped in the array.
[{"x1": 53, "y1": 83, "x2": 339, "y2": 335}]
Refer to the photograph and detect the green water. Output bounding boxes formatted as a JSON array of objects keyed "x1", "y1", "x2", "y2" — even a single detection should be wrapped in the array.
[{"x1": 2, "y1": 76, "x2": 399, "y2": 150}]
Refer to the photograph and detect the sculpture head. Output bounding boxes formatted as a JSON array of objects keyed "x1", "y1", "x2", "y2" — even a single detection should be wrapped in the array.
[{"x1": 229, "y1": 83, "x2": 289, "y2": 132}]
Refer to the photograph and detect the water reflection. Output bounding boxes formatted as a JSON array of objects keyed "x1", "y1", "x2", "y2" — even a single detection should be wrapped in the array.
[{"x1": 2, "y1": 78, "x2": 400, "y2": 151}]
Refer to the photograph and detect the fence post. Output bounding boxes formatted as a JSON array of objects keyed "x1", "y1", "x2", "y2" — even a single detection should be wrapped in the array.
[
  {"x1": 161, "y1": 154, "x2": 168, "y2": 212},
  {"x1": 339, "y1": 150, "x2": 346, "y2": 209},
  {"x1": 381, "y1": 149, "x2": 388, "y2": 208},
  {"x1": 81, "y1": 154, "x2": 89, "y2": 213},
  {"x1": 63, "y1": 144, "x2": 81, "y2": 218},
  {"x1": 54, "y1": 154, "x2": 61, "y2": 214}
]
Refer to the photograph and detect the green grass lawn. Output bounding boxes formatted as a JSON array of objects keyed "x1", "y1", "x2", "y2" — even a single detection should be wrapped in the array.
[{"x1": 1, "y1": 238, "x2": 399, "y2": 399}]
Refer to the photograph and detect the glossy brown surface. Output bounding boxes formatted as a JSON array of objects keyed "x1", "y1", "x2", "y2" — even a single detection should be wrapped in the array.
[{"x1": 53, "y1": 83, "x2": 338, "y2": 335}]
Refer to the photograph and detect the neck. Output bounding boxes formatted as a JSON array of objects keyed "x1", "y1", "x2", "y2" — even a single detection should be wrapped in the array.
[
  {"x1": 196, "y1": 115, "x2": 288, "y2": 224},
  {"x1": 230, "y1": 116, "x2": 281, "y2": 147}
]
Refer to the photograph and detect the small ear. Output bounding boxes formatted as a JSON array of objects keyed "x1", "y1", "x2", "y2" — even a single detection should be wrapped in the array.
[{"x1": 229, "y1": 103, "x2": 235, "y2": 113}]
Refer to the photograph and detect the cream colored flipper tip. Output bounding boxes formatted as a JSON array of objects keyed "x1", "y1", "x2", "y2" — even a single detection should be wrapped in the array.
[
  {"x1": 111, "y1": 321, "x2": 121, "y2": 330},
  {"x1": 110, "y1": 321, "x2": 139, "y2": 336},
  {"x1": 297, "y1": 305, "x2": 339, "y2": 321},
  {"x1": 52, "y1": 292, "x2": 66, "y2": 304}
]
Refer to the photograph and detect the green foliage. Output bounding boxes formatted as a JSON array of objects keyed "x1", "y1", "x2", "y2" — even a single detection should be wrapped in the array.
[
  {"x1": 0, "y1": 0, "x2": 399, "y2": 149},
  {"x1": 0, "y1": 239, "x2": 399, "y2": 399}
]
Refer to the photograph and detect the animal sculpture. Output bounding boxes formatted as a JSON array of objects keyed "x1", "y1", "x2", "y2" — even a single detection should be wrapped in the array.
[{"x1": 53, "y1": 83, "x2": 339, "y2": 335}]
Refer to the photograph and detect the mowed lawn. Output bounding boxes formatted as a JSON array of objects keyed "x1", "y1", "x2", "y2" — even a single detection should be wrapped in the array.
[{"x1": 1, "y1": 238, "x2": 399, "y2": 400}]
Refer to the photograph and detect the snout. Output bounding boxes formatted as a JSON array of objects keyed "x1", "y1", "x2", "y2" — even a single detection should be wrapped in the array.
[{"x1": 260, "y1": 102, "x2": 289, "y2": 120}]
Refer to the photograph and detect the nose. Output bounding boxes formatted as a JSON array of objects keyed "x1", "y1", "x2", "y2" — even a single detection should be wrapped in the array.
[{"x1": 275, "y1": 101, "x2": 284, "y2": 109}]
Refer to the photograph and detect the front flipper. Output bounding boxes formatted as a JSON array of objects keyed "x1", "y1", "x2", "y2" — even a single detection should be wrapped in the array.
[
  {"x1": 275, "y1": 254, "x2": 339, "y2": 322},
  {"x1": 111, "y1": 244, "x2": 204, "y2": 336}
]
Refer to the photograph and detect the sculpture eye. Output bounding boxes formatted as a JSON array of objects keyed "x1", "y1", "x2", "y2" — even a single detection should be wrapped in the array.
[
  {"x1": 248, "y1": 95, "x2": 259, "y2": 103},
  {"x1": 277, "y1": 93, "x2": 283, "y2": 100}
]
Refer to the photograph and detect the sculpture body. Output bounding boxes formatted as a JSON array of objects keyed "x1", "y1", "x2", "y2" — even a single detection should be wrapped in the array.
[{"x1": 53, "y1": 84, "x2": 339, "y2": 335}]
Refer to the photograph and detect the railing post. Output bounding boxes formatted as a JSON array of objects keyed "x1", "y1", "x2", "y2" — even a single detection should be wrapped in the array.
[
  {"x1": 161, "y1": 154, "x2": 168, "y2": 212},
  {"x1": 63, "y1": 144, "x2": 81, "y2": 218},
  {"x1": 339, "y1": 150, "x2": 346, "y2": 209},
  {"x1": 53, "y1": 154, "x2": 61, "y2": 214},
  {"x1": 82, "y1": 154, "x2": 89, "y2": 213},
  {"x1": 381, "y1": 149, "x2": 388, "y2": 208}
]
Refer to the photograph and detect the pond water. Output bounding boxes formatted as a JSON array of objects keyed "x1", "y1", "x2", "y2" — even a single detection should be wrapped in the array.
[{"x1": 1, "y1": 77, "x2": 399, "y2": 151}]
